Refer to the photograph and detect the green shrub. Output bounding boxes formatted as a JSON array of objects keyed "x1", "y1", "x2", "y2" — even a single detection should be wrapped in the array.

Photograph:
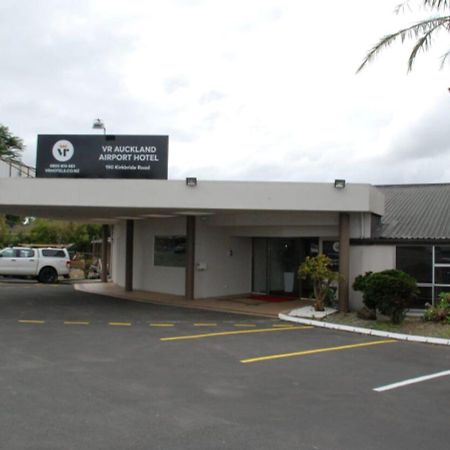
[
  {"x1": 423, "y1": 292, "x2": 450, "y2": 322},
  {"x1": 352, "y1": 269, "x2": 418, "y2": 324},
  {"x1": 353, "y1": 272, "x2": 376, "y2": 310}
]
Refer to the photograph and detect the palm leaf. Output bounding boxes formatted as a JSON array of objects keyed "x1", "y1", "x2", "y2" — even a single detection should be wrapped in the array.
[
  {"x1": 423, "y1": 1, "x2": 450, "y2": 9},
  {"x1": 398, "y1": 1, "x2": 450, "y2": 12},
  {"x1": 357, "y1": 15, "x2": 450, "y2": 72}
]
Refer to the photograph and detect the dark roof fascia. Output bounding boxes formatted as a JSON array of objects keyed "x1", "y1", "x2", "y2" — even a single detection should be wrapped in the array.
[
  {"x1": 375, "y1": 183, "x2": 450, "y2": 188},
  {"x1": 351, "y1": 238, "x2": 450, "y2": 246}
]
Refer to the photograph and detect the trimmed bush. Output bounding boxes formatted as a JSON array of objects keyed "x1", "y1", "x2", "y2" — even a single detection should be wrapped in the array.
[{"x1": 353, "y1": 269, "x2": 418, "y2": 324}]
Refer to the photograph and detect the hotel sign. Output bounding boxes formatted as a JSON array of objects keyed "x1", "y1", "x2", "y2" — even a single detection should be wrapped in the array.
[{"x1": 36, "y1": 134, "x2": 168, "y2": 179}]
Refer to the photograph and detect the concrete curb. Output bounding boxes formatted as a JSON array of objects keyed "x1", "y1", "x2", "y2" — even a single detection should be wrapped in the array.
[{"x1": 278, "y1": 312, "x2": 450, "y2": 346}]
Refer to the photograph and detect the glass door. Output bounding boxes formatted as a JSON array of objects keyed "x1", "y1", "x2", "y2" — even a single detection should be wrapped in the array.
[
  {"x1": 252, "y1": 238, "x2": 318, "y2": 297},
  {"x1": 268, "y1": 239, "x2": 300, "y2": 295},
  {"x1": 252, "y1": 238, "x2": 269, "y2": 293}
]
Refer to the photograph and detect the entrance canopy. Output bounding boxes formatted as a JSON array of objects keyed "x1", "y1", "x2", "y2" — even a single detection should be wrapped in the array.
[{"x1": 0, "y1": 178, "x2": 384, "y2": 221}]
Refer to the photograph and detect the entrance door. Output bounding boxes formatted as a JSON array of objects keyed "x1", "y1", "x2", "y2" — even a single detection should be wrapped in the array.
[{"x1": 252, "y1": 238, "x2": 318, "y2": 297}]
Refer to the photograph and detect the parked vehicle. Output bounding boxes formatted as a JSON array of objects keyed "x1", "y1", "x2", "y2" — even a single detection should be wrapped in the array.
[{"x1": 0, "y1": 247, "x2": 71, "y2": 283}]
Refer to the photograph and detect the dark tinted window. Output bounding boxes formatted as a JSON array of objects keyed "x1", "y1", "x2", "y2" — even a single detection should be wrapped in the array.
[
  {"x1": 42, "y1": 249, "x2": 66, "y2": 257},
  {"x1": 435, "y1": 267, "x2": 450, "y2": 285},
  {"x1": 410, "y1": 286, "x2": 432, "y2": 309},
  {"x1": 322, "y1": 240, "x2": 339, "y2": 271},
  {"x1": 396, "y1": 246, "x2": 432, "y2": 283},
  {"x1": 154, "y1": 236, "x2": 186, "y2": 267},
  {"x1": 435, "y1": 246, "x2": 450, "y2": 264}
]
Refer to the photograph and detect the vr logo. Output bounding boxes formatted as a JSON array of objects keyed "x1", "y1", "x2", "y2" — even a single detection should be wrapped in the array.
[{"x1": 52, "y1": 140, "x2": 74, "y2": 162}]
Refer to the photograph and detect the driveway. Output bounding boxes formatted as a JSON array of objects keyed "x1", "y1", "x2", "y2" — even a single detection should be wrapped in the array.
[{"x1": 1, "y1": 282, "x2": 449, "y2": 450}]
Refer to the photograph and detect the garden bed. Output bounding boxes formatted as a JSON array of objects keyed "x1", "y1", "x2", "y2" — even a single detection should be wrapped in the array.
[{"x1": 323, "y1": 312, "x2": 450, "y2": 339}]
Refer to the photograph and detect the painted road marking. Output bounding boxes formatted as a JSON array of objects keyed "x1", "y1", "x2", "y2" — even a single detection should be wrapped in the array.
[
  {"x1": 234, "y1": 323, "x2": 257, "y2": 327},
  {"x1": 373, "y1": 370, "x2": 450, "y2": 392},
  {"x1": 272, "y1": 324, "x2": 295, "y2": 328},
  {"x1": 108, "y1": 322, "x2": 132, "y2": 327},
  {"x1": 240, "y1": 339, "x2": 397, "y2": 364},
  {"x1": 193, "y1": 323, "x2": 217, "y2": 327},
  {"x1": 64, "y1": 321, "x2": 90, "y2": 326},
  {"x1": 161, "y1": 326, "x2": 313, "y2": 341},
  {"x1": 18, "y1": 320, "x2": 45, "y2": 324},
  {"x1": 150, "y1": 323, "x2": 175, "y2": 327}
]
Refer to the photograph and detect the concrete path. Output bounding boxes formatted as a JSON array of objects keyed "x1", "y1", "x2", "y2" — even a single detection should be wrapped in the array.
[{"x1": 75, "y1": 281, "x2": 310, "y2": 318}]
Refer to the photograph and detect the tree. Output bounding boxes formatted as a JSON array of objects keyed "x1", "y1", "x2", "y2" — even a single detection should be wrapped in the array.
[
  {"x1": 358, "y1": 1, "x2": 450, "y2": 72},
  {"x1": 0, "y1": 216, "x2": 9, "y2": 247},
  {"x1": 298, "y1": 254, "x2": 340, "y2": 311},
  {"x1": 1, "y1": 218, "x2": 102, "y2": 252},
  {"x1": 0, "y1": 124, "x2": 24, "y2": 160}
]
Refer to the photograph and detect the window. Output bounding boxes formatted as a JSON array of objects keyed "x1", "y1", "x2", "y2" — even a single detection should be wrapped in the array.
[
  {"x1": 18, "y1": 249, "x2": 35, "y2": 258},
  {"x1": 42, "y1": 249, "x2": 66, "y2": 257},
  {"x1": 410, "y1": 286, "x2": 432, "y2": 309},
  {"x1": 154, "y1": 236, "x2": 186, "y2": 268},
  {"x1": 435, "y1": 246, "x2": 450, "y2": 264},
  {"x1": 0, "y1": 248, "x2": 15, "y2": 258},
  {"x1": 396, "y1": 245, "x2": 450, "y2": 308},
  {"x1": 322, "y1": 240, "x2": 339, "y2": 271},
  {"x1": 435, "y1": 266, "x2": 450, "y2": 285},
  {"x1": 396, "y1": 246, "x2": 432, "y2": 284}
]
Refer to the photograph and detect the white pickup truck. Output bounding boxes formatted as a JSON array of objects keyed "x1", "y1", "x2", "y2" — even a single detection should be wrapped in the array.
[{"x1": 0, "y1": 247, "x2": 71, "y2": 283}]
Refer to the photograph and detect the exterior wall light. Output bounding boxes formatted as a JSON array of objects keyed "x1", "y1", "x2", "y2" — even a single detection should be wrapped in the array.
[
  {"x1": 186, "y1": 177, "x2": 197, "y2": 187},
  {"x1": 92, "y1": 118, "x2": 106, "y2": 135},
  {"x1": 334, "y1": 179, "x2": 346, "y2": 189}
]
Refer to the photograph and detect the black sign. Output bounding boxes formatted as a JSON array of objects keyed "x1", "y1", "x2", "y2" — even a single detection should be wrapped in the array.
[{"x1": 36, "y1": 135, "x2": 168, "y2": 179}]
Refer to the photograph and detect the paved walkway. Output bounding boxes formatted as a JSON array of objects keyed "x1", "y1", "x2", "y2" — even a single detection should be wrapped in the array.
[{"x1": 74, "y1": 282, "x2": 310, "y2": 318}]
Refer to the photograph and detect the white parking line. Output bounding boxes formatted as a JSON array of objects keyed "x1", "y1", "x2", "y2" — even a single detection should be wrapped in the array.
[{"x1": 374, "y1": 370, "x2": 450, "y2": 392}]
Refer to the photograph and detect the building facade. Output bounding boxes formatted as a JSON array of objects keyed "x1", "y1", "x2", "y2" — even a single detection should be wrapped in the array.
[{"x1": 0, "y1": 177, "x2": 448, "y2": 310}]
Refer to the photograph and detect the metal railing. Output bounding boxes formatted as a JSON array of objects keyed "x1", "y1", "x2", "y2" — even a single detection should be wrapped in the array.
[{"x1": 0, "y1": 157, "x2": 35, "y2": 178}]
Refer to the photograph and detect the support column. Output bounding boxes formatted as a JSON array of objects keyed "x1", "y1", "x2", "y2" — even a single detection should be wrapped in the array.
[
  {"x1": 125, "y1": 220, "x2": 134, "y2": 292},
  {"x1": 101, "y1": 224, "x2": 109, "y2": 283},
  {"x1": 185, "y1": 216, "x2": 196, "y2": 300},
  {"x1": 338, "y1": 212, "x2": 350, "y2": 312}
]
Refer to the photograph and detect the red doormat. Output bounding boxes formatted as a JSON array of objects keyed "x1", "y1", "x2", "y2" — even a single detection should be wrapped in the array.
[{"x1": 249, "y1": 294, "x2": 298, "y2": 303}]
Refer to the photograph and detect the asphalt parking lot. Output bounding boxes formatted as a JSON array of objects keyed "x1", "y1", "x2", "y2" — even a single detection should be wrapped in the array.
[{"x1": 1, "y1": 281, "x2": 450, "y2": 450}]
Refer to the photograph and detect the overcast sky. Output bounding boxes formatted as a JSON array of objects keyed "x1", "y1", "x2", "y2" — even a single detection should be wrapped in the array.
[{"x1": 2, "y1": 0, "x2": 450, "y2": 184}]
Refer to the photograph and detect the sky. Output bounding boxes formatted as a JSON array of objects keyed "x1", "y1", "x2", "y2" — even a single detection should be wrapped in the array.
[{"x1": 1, "y1": 0, "x2": 450, "y2": 184}]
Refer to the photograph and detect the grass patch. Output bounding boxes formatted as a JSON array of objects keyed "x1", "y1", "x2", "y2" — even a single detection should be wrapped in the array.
[{"x1": 323, "y1": 312, "x2": 450, "y2": 339}]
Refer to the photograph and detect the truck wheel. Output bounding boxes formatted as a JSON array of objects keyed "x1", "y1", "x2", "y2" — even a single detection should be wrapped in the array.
[{"x1": 38, "y1": 267, "x2": 58, "y2": 284}]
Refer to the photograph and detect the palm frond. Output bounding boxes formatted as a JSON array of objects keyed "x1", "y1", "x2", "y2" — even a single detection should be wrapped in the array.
[
  {"x1": 439, "y1": 48, "x2": 450, "y2": 67},
  {"x1": 397, "y1": 0, "x2": 450, "y2": 14},
  {"x1": 423, "y1": 0, "x2": 450, "y2": 10},
  {"x1": 395, "y1": 1, "x2": 412, "y2": 15},
  {"x1": 357, "y1": 15, "x2": 450, "y2": 72},
  {"x1": 407, "y1": 18, "x2": 449, "y2": 69}
]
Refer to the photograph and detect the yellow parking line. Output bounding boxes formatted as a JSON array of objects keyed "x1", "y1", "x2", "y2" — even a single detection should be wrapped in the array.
[
  {"x1": 240, "y1": 339, "x2": 397, "y2": 364},
  {"x1": 108, "y1": 322, "x2": 132, "y2": 327},
  {"x1": 64, "y1": 321, "x2": 90, "y2": 326},
  {"x1": 272, "y1": 324, "x2": 295, "y2": 328},
  {"x1": 18, "y1": 320, "x2": 45, "y2": 324},
  {"x1": 234, "y1": 323, "x2": 257, "y2": 327},
  {"x1": 161, "y1": 326, "x2": 313, "y2": 341},
  {"x1": 193, "y1": 323, "x2": 217, "y2": 327},
  {"x1": 150, "y1": 323, "x2": 175, "y2": 327}
]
